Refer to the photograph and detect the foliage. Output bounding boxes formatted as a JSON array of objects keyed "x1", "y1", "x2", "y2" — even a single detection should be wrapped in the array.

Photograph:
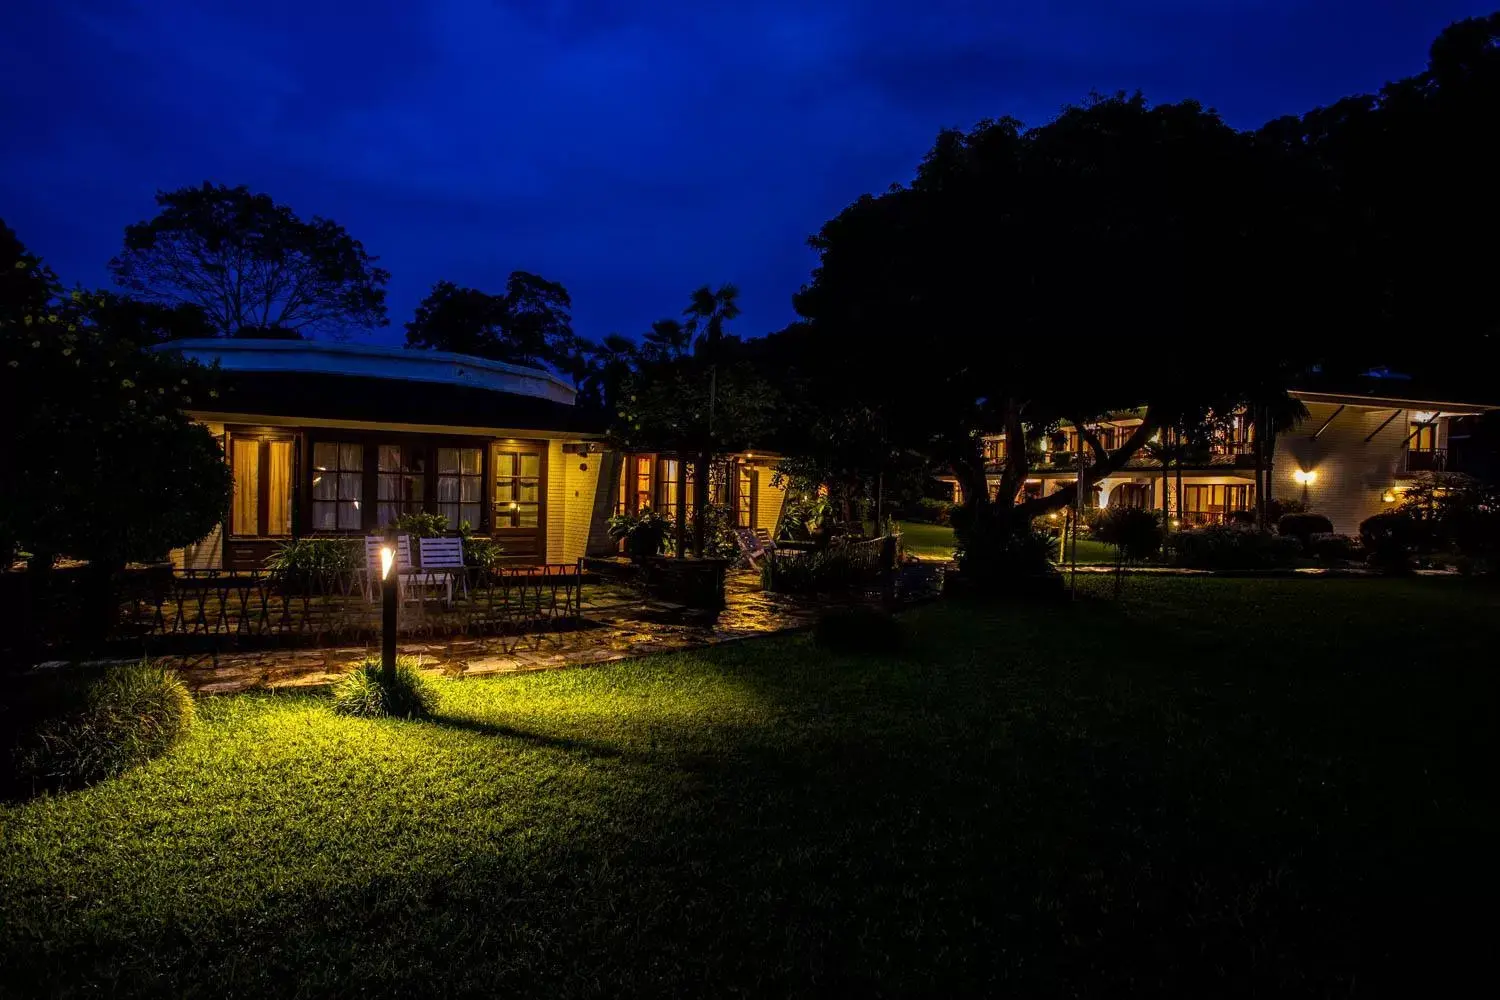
[
  {"x1": 264, "y1": 538, "x2": 361, "y2": 581},
  {"x1": 1165, "y1": 526, "x2": 1301, "y2": 570},
  {"x1": 13, "y1": 661, "x2": 194, "y2": 790},
  {"x1": 776, "y1": 486, "x2": 833, "y2": 540},
  {"x1": 390, "y1": 512, "x2": 449, "y2": 538},
  {"x1": 686, "y1": 501, "x2": 741, "y2": 561},
  {"x1": 759, "y1": 546, "x2": 877, "y2": 594},
  {"x1": 1265, "y1": 498, "x2": 1308, "y2": 522},
  {"x1": 2, "y1": 223, "x2": 232, "y2": 579},
  {"x1": 404, "y1": 273, "x2": 588, "y2": 380},
  {"x1": 1359, "y1": 512, "x2": 1421, "y2": 575},
  {"x1": 607, "y1": 506, "x2": 673, "y2": 562},
  {"x1": 1394, "y1": 473, "x2": 1500, "y2": 574},
  {"x1": 813, "y1": 607, "x2": 904, "y2": 654},
  {"x1": 457, "y1": 523, "x2": 505, "y2": 572},
  {"x1": 951, "y1": 504, "x2": 1057, "y2": 583},
  {"x1": 331, "y1": 657, "x2": 436, "y2": 720},
  {"x1": 1094, "y1": 506, "x2": 1164, "y2": 562},
  {"x1": 108, "y1": 182, "x2": 389, "y2": 337},
  {"x1": 1307, "y1": 533, "x2": 1363, "y2": 564},
  {"x1": 1278, "y1": 513, "x2": 1335, "y2": 546}
]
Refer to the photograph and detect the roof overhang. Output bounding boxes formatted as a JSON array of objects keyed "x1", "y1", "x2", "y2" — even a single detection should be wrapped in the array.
[
  {"x1": 1289, "y1": 389, "x2": 1497, "y2": 415},
  {"x1": 153, "y1": 338, "x2": 576, "y2": 406}
]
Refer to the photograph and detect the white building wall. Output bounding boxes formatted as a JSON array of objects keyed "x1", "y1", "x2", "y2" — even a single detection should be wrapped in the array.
[{"x1": 1273, "y1": 402, "x2": 1409, "y2": 535}]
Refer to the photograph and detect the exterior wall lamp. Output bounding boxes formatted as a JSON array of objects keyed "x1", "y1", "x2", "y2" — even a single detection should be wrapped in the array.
[{"x1": 1293, "y1": 469, "x2": 1317, "y2": 485}]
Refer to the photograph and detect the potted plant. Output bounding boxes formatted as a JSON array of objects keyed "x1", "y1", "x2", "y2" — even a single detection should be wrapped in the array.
[{"x1": 607, "y1": 507, "x2": 672, "y2": 563}]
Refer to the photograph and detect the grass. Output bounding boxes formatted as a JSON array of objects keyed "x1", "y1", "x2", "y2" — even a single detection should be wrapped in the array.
[
  {"x1": 896, "y1": 520, "x2": 1117, "y2": 563},
  {"x1": 3, "y1": 577, "x2": 1498, "y2": 995}
]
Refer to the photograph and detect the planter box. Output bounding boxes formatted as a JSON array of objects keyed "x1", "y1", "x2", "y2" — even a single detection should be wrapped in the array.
[{"x1": 642, "y1": 557, "x2": 728, "y2": 609}]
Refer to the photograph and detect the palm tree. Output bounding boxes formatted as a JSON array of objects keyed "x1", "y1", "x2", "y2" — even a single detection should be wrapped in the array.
[
  {"x1": 680, "y1": 285, "x2": 741, "y2": 555},
  {"x1": 1247, "y1": 391, "x2": 1309, "y2": 528}
]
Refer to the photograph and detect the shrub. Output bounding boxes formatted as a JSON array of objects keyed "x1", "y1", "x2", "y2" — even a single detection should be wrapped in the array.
[
  {"x1": 390, "y1": 512, "x2": 449, "y2": 538},
  {"x1": 1265, "y1": 498, "x2": 1307, "y2": 523},
  {"x1": 265, "y1": 537, "x2": 361, "y2": 581},
  {"x1": 332, "y1": 656, "x2": 436, "y2": 719},
  {"x1": 687, "y1": 501, "x2": 742, "y2": 560},
  {"x1": 814, "y1": 607, "x2": 904, "y2": 654},
  {"x1": 1227, "y1": 509, "x2": 1256, "y2": 525},
  {"x1": 1165, "y1": 526, "x2": 1301, "y2": 570},
  {"x1": 1360, "y1": 512, "x2": 1420, "y2": 575},
  {"x1": 607, "y1": 506, "x2": 672, "y2": 562},
  {"x1": 1094, "y1": 506, "x2": 1163, "y2": 562},
  {"x1": 456, "y1": 522, "x2": 505, "y2": 572},
  {"x1": 1396, "y1": 473, "x2": 1500, "y2": 575},
  {"x1": 14, "y1": 660, "x2": 194, "y2": 789},
  {"x1": 1278, "y1": 513, "x2": 1334, "y2": 546},
  {"x1": 761, "y1": 547, "x2": 868, "y2": 594},
  {"x1": 1307, "y1": 532, "x2": 1362, "y2": 564}
]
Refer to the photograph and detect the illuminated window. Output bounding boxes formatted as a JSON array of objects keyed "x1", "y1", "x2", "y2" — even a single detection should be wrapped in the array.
[
  {"x1": 377, "y1": 444, "x2": 427, "y2": 527},
  {"x1": 658, "y1": 458, "x2": 681, "y2": 520},
  {"x1": 311, "y1": 442, "x2": 363, "y2": 531},
  {"x1": 494, "y1": 449, "x2": 541, "y2": 528},
  {"x1": 436, "y1": 447, "x2": 483, "y2": 530},
  {"x1": 1409, "y1": 423, "x2": 1438, "y2": 451},
  {"x1": 230, "y1": 436, "x2": 292, "y2": 536},
  {"x1": 736, "y1": 465, "x2": 754, "y2": 528},
  {"x1": 635, "y1": 456, "x2": 653, "y2": 511}
]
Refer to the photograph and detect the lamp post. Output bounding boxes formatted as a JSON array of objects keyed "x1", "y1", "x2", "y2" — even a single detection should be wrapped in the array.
[{"x1": 380, "y1": 541, "x2": 397, "y2": 684}]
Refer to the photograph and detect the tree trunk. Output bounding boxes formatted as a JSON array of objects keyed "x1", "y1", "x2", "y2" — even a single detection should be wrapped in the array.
[
  {"x1": 1262, "y1": 414, "x2": 1277, "y2": 520},
  {"x1": 1174, "y1": 430, "x2": 1184, "y2": 527},
  {"x1": 1253, "y1": 405, "x2": 1267, "y2": 529},
  {"x1": 693, "y1": 454, "x2": 710, "y2": 557}
]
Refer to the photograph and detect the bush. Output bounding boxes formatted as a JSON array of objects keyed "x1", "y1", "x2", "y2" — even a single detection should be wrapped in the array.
[
  {"x1": 1395, "y1": 473, "x2": 1500, "y2": 575},
  {"x1": 953, "y1": 503, "x2": 1057, "y2": 583},
  {"x1": 1227, "y1": 509, "x2": 1256, "y2": 526},
  {"x1": 332, "y1": 656, "x2": 436, "y2": 719},
  {"x1": 1277, "y1": 513, "x2": 1334, "y2": 546},
  {"x1": 265, "y1": 537, "x2": 361, "y2": 581},
  {"x1": 1265, "y1": 498, "x2": 1307, "y2": 523},
  {"x1": 14, "y1": 660, "x2": 194, "y2": 790},
  {"x1": 1095, "y1": 506, "x2": 1163, "y2": 562},
  {"x1": 1165, "y1": 526, "x2": 1301, "y2": 570},
  {"x1": 814, "y1": 607, "x2": 904, "y2": 654},
  {"x1": 761, "y1": 547, "x2": 871, "y2": 594},
  {"x1": 457, "y1": 523, "x2": 505, "y2": 573},
  {"x1": 1307, "y1": 532, "x2": 1362, "y2": 564},
  {"x1": 390, "y1": 512, "x2": 449, "y2": 538},
  {"x1": 607, "y1": 506, "x2": 672, "y2": 562},
  {"x1": 1360, "y1": 512, "x2": 1420, "y2": 575}
]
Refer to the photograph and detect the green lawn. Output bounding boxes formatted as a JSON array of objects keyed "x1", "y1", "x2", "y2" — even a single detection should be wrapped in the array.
[
  {"x1": 896, "y1": 520, "x2": 1117, "y2": 564},
  {"x1": 4, "y1": 577, "x2": 1498, "y2": 995}
]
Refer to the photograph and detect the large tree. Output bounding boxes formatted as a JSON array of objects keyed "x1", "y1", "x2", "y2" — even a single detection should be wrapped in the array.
[
  {"x1": 109, "y1": 182, "x2": 389, "y2": 338},
  {"x1": 3, "y1": 220, "x2": 231, "y2": 630},
  {"x1": 405, "y1": 271, "x2": 588, "y2": 379},
  {"x1": 792, "y1": 95, "x2": 1336, "y2": 575},
  {"x1": 612, "y1": 285, "x2": 778, "y2": 557}
]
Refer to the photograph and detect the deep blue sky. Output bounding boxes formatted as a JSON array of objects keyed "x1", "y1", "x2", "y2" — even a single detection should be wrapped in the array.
[{"x1": 1, "y1": 1, "x2": 1491, "y2": 345}]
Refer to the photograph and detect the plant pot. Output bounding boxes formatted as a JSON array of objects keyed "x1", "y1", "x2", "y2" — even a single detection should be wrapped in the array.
[{"x1": 642, "y1": 557, "x2": 728, "y2": 609}]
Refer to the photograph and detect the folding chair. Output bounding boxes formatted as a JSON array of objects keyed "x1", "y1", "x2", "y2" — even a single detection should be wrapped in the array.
[{"x1": 416, "y1": 535, "x2": 468, "y2": 606}]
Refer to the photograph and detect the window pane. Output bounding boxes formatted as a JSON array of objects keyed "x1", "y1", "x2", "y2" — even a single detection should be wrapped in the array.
[
  {"x1": 495, "y1": 481, "x2": 514, "y2": 502},
  {"x1": 378, "y1": 475, "x2": 401, "y2": 500},
  {"x1": 461, "y1": 477, "x2": 481, "y2": 502},
  {"x1": 461, "y1": 448, "x2": 481, "y2": 474},
  {"x1": 436, "y1": 476, "x2": 461, "y2": 502},
  {"x1": 338, "y1": 501, "x2": 361, "y2": 530},
  {"x1": 520, "y1": 454, "x2": 540, "y2": 478},
  {"x1": 312, "y1": 469, "x2": 337, "y2": 500},
  {"x1": 437, "y1": 448, "x2": 460, "y2": 475},
  {"x1": 313, "y1": 442, "x2": 338, "y2": 470},
  {"x1": 518, "y1": 480, "x2": 539, "y2": 502},
  {"x1": 404, "y1": 475, "x2": 424, "y2": 504},
  {"x1": 439, "y1": 504, "x2": 460, "y2": 530},
  {"x1": 378, "y1": 503, "x2": 400, "y2": 527},
  {"x1": 461, "y1": 502, "x2": 480, "y2": 527},
  {"x1": 267, "y1": 441, "x2": 293, "y2": 535},
  {"x1": 495, "y1": 452, "x2": 516, "y2": 476},
  {"x1": 339, "y1": 473, "x2": 361, "y2": 501},
  {"x1": 340, "y1": 444, "x2": 362, "y2": 470},
  {"x1": 313, "y1": 501, "x2": 337, "y2": 532},
  {"x1": 379, "y1": 445, "x2": 401, "y2": 471},
  {"x1": 516, "y1": 504, "x2": 538, "y2": 528},
  {"x1": 231, "y1": 439, "x2": 259, "y2": 535}
]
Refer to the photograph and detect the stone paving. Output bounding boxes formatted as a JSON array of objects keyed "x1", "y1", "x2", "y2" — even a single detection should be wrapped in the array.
[{"x1": 167, "y1": 571, "x2": 934, "y2": 695}]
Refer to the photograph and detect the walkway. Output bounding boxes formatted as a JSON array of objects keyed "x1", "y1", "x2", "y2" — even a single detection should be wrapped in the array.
[{"x1": 167, "y1": 569, "x2": 940, "y2": 695}]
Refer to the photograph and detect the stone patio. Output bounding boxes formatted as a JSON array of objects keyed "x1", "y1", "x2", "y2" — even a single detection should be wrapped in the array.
[{"x1": 165, "y1": 569, "x2": 941, "y2": 695}]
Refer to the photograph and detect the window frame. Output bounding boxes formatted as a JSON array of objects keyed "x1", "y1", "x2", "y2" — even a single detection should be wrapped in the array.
[{"x1": 226, "y1": 429, "x2": 297, "y2": 539}]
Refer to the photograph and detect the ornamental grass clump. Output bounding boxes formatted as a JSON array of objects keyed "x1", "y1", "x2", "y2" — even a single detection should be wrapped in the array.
[
  {"x1": 14, "y1": 660, "x2": 195, "y2": 790},
  {"x1": 332, "y1": 656, "x2": 437, "y2": 719}
]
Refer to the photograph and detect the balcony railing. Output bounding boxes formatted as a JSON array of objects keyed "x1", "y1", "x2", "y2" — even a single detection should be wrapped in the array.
[{"x1": 1404, "y1": 449, "x2": 1447, "y2": 473}]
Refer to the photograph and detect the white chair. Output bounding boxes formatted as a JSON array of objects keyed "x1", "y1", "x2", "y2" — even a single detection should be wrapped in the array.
[
  {"x1": 363, "y1": 535, "x2": 417, "y2": 602},
  {"x1": 416, "y1": 535, "x2": 467, "y2": 606}
]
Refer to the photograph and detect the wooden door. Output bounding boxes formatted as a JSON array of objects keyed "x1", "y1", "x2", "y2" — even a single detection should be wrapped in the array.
[{"x1": 491, "y1": 443, "x2": 546, "y2": 563}]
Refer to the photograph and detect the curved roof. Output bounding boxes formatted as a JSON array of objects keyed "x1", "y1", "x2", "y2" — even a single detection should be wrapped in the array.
[{"x1": 152, "y1": 338, "x2": 576, "y2": 406}]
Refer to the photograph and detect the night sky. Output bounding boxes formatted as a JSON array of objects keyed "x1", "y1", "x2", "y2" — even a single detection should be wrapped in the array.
[{"x1": 1, "y1": 1, "x2": 1490, "y2": 345}]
